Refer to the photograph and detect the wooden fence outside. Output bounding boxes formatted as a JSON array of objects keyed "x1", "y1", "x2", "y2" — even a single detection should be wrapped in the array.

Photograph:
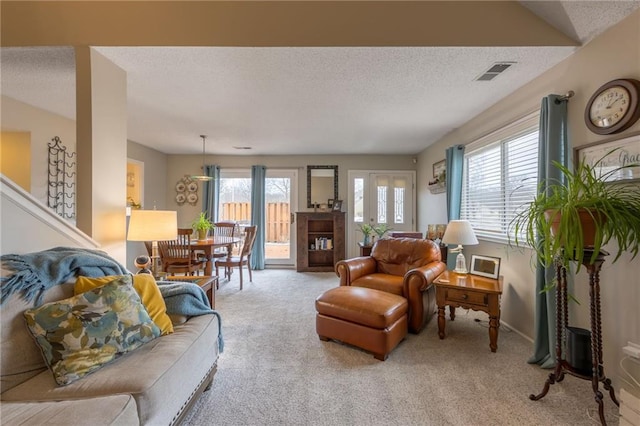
[{"x1": 220, "y1": 202, "x2": 290, "y2": 243}]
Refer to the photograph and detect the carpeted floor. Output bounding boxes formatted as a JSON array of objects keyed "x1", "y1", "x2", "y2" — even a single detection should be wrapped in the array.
[{"x1": 182, "y1": 269, "x2": 619, "y2": 425}]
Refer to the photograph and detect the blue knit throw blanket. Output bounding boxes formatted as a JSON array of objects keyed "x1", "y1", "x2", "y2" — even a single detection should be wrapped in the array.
[
  {"x1": 157, "y1": 281, "x2": 224, "y2": 352},
  {"x1": 1, "y1": 247, "x2": 130, "y2": 305},
  {"x1": 1, "y1": 247, "x2": 223, "y2": 352}
]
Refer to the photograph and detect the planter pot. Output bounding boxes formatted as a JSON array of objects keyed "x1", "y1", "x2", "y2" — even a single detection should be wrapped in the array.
[
  {"x1": 545, "y1": 208, "x2": 605, "y2": 248},
  {"x1": 197, "y1": 229, "x2": 208, "y2": 241}
]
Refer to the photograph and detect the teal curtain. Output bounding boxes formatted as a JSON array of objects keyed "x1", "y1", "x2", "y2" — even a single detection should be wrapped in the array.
[
  {"x1": 528, "y1": 95, "x2": 570, "y2": 369},
  {"x1": 203, "y1": 165, "x2": 220, "y2": 221},
  {"x1": 445, "y1": 145, "x2": 465, "y2": 269},
  {"x1": 250, "y1": 165, "x2": 266, "y2": 270}
]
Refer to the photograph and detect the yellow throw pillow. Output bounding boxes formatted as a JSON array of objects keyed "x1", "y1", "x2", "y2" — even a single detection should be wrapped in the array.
[{"x1": 75, "y1": 274, "x2": 174, "y2": 335}]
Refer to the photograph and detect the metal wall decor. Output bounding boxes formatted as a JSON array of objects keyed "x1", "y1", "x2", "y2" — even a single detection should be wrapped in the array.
[
  {"x1": 175, "y1": 175, "x2": 199, "y2": 206},
  {"x1": 47, "y1": 136, "x2": 76, "y2": 219}
]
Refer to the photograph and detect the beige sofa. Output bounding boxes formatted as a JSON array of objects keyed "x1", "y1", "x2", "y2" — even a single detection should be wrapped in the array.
[{"x1": 0, "y1": 277, "x2": 219, "y2": 425}]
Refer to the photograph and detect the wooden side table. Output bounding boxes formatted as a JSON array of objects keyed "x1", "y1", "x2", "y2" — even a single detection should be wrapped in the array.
[
  {"x1": 164, "y1": 275, "x2": 218, "y2": 309},
  {"x1": 357, "y1": 242, "x2": 373, "y2": 257},
  {"x1": 434, "y1": 271, "x2": 503, "y2": 352}
]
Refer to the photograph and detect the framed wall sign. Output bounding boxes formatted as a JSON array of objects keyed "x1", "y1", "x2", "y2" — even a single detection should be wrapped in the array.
[
  {"x1": 433, "y1": 159, "x2": 446, "y2": 181},
  {"x1": 469, "y1": 254, "x2": 501, "y2": 279},
  {"x1": 575, "y1": 132, "x2": 640, "y2": 182}
]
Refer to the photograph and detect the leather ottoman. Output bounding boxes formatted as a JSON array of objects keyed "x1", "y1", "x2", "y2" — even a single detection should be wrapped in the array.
[{"x1": 315, "y1": 286, "x2": 408, "y2": 361}]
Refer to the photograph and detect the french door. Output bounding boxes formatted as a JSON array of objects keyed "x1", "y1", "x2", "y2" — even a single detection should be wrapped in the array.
[{"x1": 347, "y1": 170, "x2": 416, "y2": 258}]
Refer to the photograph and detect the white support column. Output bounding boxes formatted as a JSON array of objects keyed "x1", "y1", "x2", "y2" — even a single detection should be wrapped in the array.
[{"x1": 75, "y1": 47, "x2": 127, "y2": 264}]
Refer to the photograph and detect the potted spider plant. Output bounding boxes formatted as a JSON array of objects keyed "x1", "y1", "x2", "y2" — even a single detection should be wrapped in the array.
[
  {"x1": 191, "y1": 212, "x2": 214, "y2": 241},
  {"x1": 358, "y1": 223, "x2": 374, "y2": 246},
  {"x1": 372, "y1": 224, "x2": 392, "y2": 243},
  {"x1": 511, "y1": 149, "x2": 640, "y2": 269}
]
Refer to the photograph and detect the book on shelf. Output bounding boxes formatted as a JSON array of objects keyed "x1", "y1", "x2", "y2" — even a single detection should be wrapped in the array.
[{"x1": 313, "y1": 237, "x2": 333, "y2": 250}]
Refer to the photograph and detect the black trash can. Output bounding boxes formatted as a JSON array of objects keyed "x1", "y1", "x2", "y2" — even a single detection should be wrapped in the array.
[{"x1": 566, "y1": 326, "x2": 592, "y2": 376}]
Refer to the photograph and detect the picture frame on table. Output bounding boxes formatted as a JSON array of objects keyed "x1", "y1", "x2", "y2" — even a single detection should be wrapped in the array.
[
  {"x1": 332, "y1": 200, "x2": 343, "y2": 211},
  {"x1": 575, "y1": 132, "x2": 640, "y2": 183},
  {"x1": 469, "y1": 254, "x2": 501, "y2": 279}
]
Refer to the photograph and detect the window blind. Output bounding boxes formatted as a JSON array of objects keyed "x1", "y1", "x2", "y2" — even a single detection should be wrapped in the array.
[{"x1": 461, "y1": 123, "x2": 539, "y2": 243}]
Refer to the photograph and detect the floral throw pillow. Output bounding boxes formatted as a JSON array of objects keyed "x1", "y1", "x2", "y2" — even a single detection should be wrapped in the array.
[{"x1": 23, "y1": 275, "x2": 161, "y2": 386}]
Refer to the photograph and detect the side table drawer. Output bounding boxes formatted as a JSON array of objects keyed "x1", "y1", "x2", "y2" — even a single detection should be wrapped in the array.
[{"x1": 446, "y1": 288, "x2": 488, "y2": 307}]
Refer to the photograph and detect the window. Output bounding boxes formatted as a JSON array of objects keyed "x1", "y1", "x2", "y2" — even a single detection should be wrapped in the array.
[
  {"x1": 460, "y1": 113, "x2": 539, "y2": 243},
  {"x1": 376, "y1": 177, "x2": 387, "y2": 223},
  {"x1": 354, "y1": 178, "x2": 364, "y2": 223}
]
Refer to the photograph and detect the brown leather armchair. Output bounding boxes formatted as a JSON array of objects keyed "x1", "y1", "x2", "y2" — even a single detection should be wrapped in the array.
[{"x1": 335, "y1": 238, "x2": 446, "y2": 333}]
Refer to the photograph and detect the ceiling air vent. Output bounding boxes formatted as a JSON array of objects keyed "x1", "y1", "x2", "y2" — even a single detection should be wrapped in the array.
[{"x1": 475, "y1": 62, "x2": 516, "y2": 81}]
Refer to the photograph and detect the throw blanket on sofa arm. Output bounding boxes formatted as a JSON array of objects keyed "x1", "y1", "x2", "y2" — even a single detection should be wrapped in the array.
[
  {"x1": 0, "y1": 247, "x2": 130, "y2": 305},
  {"x1": 157, "y1": 281, "x2": 224, "y2": 352}
]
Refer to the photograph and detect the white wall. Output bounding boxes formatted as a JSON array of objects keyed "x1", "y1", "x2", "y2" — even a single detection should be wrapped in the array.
[
  {"x1": 1, "y1": 175, "x2": 98, "y2": 255},
  {"x1": 0, "y1": 96, "x2": 77, "y2": 207},
  {"x1": 416, "y1": 10, "x2": 640, "y2": 390}
]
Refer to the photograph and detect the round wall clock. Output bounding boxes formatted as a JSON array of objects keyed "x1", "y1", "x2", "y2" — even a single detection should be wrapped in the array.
[{"x1": 584, "y1": 78, "x2": 640, "y2": 135}]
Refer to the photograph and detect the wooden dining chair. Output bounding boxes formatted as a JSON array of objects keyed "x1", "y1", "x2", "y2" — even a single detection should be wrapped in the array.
[
  {"x1": 158, "y1": 228, "x2": 206, "y2": 276},
  {"x1": 215, "y1": 225, "x2": 257, "y2": 290},
  {"x1": 212, "y1": 221, "x2": 237, "y2": 258}
]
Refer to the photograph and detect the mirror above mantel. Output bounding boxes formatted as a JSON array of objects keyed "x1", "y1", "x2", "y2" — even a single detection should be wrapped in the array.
[{"x1": 307, "y1": 165, "x2": 338, "y2": 208}]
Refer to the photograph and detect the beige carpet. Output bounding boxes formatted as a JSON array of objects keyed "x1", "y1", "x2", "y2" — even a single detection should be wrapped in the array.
[{"x1": 182, "y1": 269, "x2": 619, "y2": 425}]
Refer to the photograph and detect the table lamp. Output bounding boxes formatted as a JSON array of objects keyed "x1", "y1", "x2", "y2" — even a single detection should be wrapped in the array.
[
  {"x1": 441, "y1": 220, "x2": 478, "y2": 274},
  {"x1": 127, "y1": 210, "x2": 178, "y2": 277}
]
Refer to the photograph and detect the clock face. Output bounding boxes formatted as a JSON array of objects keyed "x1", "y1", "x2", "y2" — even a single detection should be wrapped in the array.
[
  {"x1": 588, "y1": 86, "x2": 630, "y2": 128},
  {"x1": 584, "y1": 79, "x2": 640, "y2": 135}
]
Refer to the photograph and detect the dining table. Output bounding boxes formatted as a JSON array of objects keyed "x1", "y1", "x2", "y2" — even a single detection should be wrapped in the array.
[{"x1": 190, "y1": 236, "x2": 241, "y2": 276}]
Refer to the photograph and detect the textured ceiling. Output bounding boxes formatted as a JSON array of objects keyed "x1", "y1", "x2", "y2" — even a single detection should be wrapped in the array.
[{"x1": 1, "y1": 1, "x2": 639, "y2": 156}]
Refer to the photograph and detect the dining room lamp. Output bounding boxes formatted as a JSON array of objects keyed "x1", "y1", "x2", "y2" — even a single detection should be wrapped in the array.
[
  {"x1": 127, "y1": 209, "x2": 178, "y2": 277},
  {"x1": 441, "y1": 220, "x2": 479, "y2": 274}
]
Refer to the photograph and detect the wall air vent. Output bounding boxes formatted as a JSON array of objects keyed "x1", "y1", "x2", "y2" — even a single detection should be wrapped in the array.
[{"x1": 475, "y1": 62, "x2": 516, "y2": 81}]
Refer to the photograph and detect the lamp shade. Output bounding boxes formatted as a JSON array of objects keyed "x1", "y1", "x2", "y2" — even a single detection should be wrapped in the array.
[
  {"x1": 127, "y1": 210, "x2": 178, "y2": 241},
  {"x1": 441, "y1": 220, "x2": 479, "y2": 246}
]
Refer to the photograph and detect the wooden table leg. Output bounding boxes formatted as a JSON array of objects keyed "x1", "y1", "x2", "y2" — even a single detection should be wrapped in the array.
[
  {"x1": 489, "y1": 315, "x2": 499, "y2": 352},
  {"x1": 438, "y1": 305, "x2": 446, "y2": 339},
  {"x1": 488, "y1": 293, "x2": 500, "y2": 352},
  {"x1": 203, "y1": 246, "x2": 213, "y2": 276}
]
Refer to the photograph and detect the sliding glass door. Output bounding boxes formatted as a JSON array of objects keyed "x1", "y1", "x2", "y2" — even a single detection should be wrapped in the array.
[{"x1": 217, "y1": 168, "x2": 297, "y2": 266}]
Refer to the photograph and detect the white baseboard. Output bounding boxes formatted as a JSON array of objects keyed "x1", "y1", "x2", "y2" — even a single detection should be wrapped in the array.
[{"x1": 500, "y1": 320, "x2": 533, "y2": 343}]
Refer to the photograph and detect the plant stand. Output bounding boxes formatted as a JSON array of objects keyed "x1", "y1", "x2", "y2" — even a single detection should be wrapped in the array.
[{"x1": 529, "y1": 249, "x2": 618, "y2": 425}]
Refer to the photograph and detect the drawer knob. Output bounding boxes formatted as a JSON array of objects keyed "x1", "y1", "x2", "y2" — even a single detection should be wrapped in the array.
[{"x1": 462, "y1": 294, "x2": 468, "y2": 300}]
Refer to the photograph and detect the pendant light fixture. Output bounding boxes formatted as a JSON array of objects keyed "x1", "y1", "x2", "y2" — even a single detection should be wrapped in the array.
[{"x1": 190, "y1": 134, "x2": 213, "y2": 181}]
